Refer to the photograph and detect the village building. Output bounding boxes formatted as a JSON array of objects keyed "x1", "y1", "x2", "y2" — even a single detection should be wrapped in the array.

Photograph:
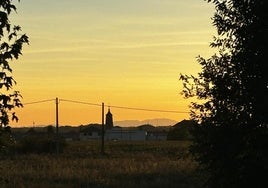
[
  {"x1": 80, "y1": 125, "x2": 101, "y2": 141},
  {"x1": 79, "y1": 109, "x2": 171, "y2": 141},
  {"x1": 105, "y1": 127, "x2": 146, "y2": 141},
  {"x1": 105, "y1": 108, "x2": 113, "y2": 129},
  {"x1": 80, "y1": 109, "x2": 147, "y2": 141}
]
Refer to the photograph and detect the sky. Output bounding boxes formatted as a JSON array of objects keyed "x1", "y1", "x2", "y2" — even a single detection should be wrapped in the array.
[{"x1": 8, "y1": 0, "x2": 216, "y2": 126}]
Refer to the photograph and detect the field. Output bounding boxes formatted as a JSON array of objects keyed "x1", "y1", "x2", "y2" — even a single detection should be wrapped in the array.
[{"x1": 0, "y1": 141, "x2": 202, "y2": 188}]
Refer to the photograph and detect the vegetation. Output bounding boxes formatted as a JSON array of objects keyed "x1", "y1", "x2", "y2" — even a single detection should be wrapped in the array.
[
  {"x1": 0, "y1": 0, "x2": 28, "y2": 153},
  {"x1": 180, "y1": 0, "x2": 267, "y2": 187},
  {"x1": 16, "y1": 135, "x2": 67, "y2": 154},
  {"x1": 167, "y1": 120, "x2": 195, "y2": 140},
  {"x1": 0, "y1": 141, "x2": 201, "y2": 188}
]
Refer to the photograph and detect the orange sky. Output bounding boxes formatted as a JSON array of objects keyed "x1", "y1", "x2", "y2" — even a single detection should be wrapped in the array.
[{"x1": 8, "y1": 0, "x2": 216, "y2": 126}]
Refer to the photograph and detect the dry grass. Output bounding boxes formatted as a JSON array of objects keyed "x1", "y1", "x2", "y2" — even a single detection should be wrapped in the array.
[{"x1": 0, "y1": 141, "x2": 201, "y2": 188}]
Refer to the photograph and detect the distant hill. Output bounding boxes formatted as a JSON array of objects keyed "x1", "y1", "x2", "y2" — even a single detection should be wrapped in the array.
[
  {"x1": 137, "y1": 124, "x2": 155, "y2": 131},
  {"x1": 114, "y1": 118, "x2": 178, "y2": 127}
]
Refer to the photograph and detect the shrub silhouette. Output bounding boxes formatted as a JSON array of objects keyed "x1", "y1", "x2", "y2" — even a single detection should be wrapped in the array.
[{"x1": 17, "y1": 135, "x2": 66, "y2": 154}]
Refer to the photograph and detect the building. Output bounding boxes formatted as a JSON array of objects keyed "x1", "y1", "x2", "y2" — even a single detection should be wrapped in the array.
[
  {"x1": 80, "y1": 125, "x2": 101, "y2": 141},
  {"x1": 79, "y1": 109, "x2": 166, "y2": 141},
  {"x1": 105, "y1": 127, "x2": 146, "y2": 141},
  {"x1": 105, "y1": 108, "x2": 113, "y2": 129},
  {"x1": 79, "y1": 126, "x2": 147, "y2": 141}
]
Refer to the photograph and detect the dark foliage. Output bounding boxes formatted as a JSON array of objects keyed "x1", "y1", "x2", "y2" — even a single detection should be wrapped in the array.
[
  {"x1": 0, "y1": 126, "x2": 16, "y2": 155},
  {"x1": 0, "y1": 0, "x2": 28, "y2": 153},
  {"x1": 167, "y1": 120, "x2": 196, "y2": 140},
  {"x1": 180, "y1": 0, "x2": 268, "y2": 187},
  {"x1": 17, "y1": 135, "x2": 67, "y2": 154}
]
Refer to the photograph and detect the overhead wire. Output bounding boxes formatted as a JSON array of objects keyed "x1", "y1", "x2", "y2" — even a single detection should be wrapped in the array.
[
  {"x1": 108, "y1": 104, "x2": 189, "y2": 114},
  {"x1": 59, "y1": 99, "x2": 102, "y2": 107},
  {"x1": 22, "y1": 98, "x2": 189, "y2": 114},
  {"x1": 23, "y1": 99, "x2": 55, "y2": 105},
  {"x1": 59, "y1": 99, "x2": 189, "y2": 114}
]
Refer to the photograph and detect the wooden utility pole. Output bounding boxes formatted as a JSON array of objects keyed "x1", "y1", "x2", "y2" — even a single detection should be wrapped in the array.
[
  {"x1": 101, "y1": 102, "x2": 105, "y2": 154},
  {"x1": 56, "y1": 97, "x2": 59, "y2": 155}
]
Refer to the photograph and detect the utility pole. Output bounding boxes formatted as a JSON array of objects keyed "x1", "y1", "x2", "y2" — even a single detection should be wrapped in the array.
[
  {"x1": 56, "y1": 97, "x2": 59, "y2": 155},
  {"x1": 101, "y1": 102, "x2": 105, "y2": 154}
]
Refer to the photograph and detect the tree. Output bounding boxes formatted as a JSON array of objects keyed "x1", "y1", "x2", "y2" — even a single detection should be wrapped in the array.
[
  {"x1": 0, "y1": 0, "x2": 28, "y2": 153},
  {"x1": 180, "y1": 0, "x2": 267, "y2": 187}
]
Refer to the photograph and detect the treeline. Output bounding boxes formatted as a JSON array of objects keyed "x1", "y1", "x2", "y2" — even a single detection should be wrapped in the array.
[{"x1": 1, "y1": 126, "x2": 67, "y2": 155}]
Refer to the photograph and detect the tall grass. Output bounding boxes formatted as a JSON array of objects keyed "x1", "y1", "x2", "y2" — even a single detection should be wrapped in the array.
[{"x1": 0, "y1": 141, "x2": 201, "y2": 188}]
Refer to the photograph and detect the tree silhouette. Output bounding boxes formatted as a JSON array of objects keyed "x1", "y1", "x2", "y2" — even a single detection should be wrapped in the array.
[
  {"x1": 180, "y1": 0, "x2": 267, "y2": 187},
  {"x1": 0, "y1": 0, "x2": 28, "y2": 152}
]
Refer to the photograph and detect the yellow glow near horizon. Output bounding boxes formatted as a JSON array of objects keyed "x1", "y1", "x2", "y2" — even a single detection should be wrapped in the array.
[{"x1": 8, "y1": 0, "x2": 215, "y2": 126}]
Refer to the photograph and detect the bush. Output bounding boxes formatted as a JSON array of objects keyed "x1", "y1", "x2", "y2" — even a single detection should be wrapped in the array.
[
  {"x1": 0, "y1": 127, "x2": 16, "y2": 155},
  {"x1": 17, "y1": 135, "x2": 67, "y2": 154}
]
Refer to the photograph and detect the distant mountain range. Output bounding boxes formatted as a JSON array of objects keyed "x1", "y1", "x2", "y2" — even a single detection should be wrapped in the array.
[{"x1": 114, "y1": 118, "x2": 178, "y2": 127}]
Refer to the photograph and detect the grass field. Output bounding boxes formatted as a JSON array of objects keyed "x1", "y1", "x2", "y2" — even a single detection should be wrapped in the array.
[{"x1": 0, "y1": 141, "x2": 202, "y2": 188}]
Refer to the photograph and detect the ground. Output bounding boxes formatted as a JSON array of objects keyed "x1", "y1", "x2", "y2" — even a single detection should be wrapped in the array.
[{"x1": 0, "y1": 141, "x2": 203, "y2": 188}]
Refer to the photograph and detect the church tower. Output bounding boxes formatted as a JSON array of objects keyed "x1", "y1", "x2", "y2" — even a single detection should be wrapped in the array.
[{"x1": 105, "y1": 108, "x2": 113, "y2": 129}]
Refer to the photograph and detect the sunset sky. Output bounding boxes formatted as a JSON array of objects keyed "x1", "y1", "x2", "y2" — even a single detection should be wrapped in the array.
[{"x1": 9, "y1": 0, "x2": 216, "y2": 126}]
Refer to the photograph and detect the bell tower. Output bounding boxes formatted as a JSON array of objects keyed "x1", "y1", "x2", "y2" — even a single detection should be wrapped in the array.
[{"x1": 105, "y1": 108, "x2": 113, "y2": 129}]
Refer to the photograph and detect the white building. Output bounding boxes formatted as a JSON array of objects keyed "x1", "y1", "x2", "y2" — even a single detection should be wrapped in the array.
[
  {"x1": 79, "y1": 126, "x2": 147, "y2": 141},
  {"x1": 105, "y1": 127, "x2": 146, "y2": 141}
]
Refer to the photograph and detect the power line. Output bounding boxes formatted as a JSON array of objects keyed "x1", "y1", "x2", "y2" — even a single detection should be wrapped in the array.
[
  {"x1": 108, "y1": 104, "x2": 189, "y2": 114},
  {"x1": 22, "y1": 98, "x2": 189, "y2": 114},
  {"x1": 59, "y1": 99, "x2": 102, "y2": 107},
  {"x1": 60, "y1": 99, "x2": 189, "y2": 114},
  {"x1": 23, "y1": 99, "x2": 55, "y2": 105}
]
